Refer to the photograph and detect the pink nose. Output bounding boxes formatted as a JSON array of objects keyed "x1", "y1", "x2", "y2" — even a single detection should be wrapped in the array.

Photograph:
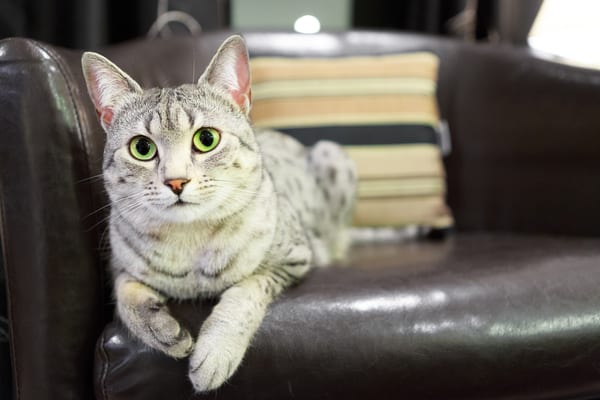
[{"x1": 164, "y1": 178, "x2": 190, "y2": 195}]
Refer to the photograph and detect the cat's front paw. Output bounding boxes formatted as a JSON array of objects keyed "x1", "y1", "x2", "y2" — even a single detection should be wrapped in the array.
[
  {"x1": 146, "y1": 301, "x2": 194, "y2": 358},
  {"x1": 188, "y1": 333, "x2": 245, "y2": 392},
  {"x1": 121, "y1": 298, "x2": 194, "y2": 359}
]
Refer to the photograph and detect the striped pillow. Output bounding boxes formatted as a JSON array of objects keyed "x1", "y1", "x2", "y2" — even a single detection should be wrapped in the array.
[{"x1": 250, "y1": 53, "x2": 453, "y2": 230}]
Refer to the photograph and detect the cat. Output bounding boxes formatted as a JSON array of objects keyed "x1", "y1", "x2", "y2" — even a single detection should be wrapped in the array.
[{"x1": 81, "y1": 35, "x2": 356, "y2": 392}]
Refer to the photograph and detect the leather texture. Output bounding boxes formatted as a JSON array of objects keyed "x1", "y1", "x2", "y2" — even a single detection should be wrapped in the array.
[
  {"x1": 97, "y1": 234, "x2": 600, "y2": 400},
  {"x1": 1, "y1": 31, "x2": 600, "y2": 400},
  {"x1": 0, "y1": 38, "x2": 106, "y2": 400},
  {"x1": 444, "y1": 43, "x2": 600, "y2": 236}
]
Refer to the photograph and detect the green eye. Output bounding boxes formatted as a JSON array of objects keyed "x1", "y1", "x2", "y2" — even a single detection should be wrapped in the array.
[
  {"x1": 193, "y1": 128, "x2": 221, "y2": 153},
  {"x1": 129, "y1": 136, "x2": 157, "y2": 161}
]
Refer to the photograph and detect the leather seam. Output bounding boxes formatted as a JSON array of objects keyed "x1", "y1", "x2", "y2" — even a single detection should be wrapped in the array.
[
  {"x1": 0, "y1": 176, "x2": 20, "y2": 400},
  {"x1": 98, "y1": 328, "x2": 110, "y2": 400},
  {"x1": 0, "y1": 37, "x2": 27, "y2": 400}
]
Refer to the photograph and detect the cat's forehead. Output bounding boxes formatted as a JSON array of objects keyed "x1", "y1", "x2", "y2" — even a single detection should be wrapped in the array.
[
  {"x1": 145, "y1": 87, "x2": 196, "y2": 137},
  {"x1": 146, "y1": 85, "x2": 203, "y2": 122},
  {"x1": 112, "y1": 83, "x2": 243, "y2": 141}
]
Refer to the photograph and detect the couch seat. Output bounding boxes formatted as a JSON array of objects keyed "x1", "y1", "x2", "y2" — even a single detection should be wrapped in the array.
[{"x1": 96, "y1": 233, "x2": 600, "y2": 400}]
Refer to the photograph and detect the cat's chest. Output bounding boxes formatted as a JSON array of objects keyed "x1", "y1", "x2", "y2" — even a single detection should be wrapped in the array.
[
  {"x1": 122, "y1": 223, "x2": 271, "y2": 299},
  {"x1": 149, "y1": 230, "x2": 230, "y2": 276},
  {"x1": 111, "y1": 189, "x2": 278, "y2": 299},
  {"x1": 129, "y1": 236, "x2": 233, "y2": 298}
]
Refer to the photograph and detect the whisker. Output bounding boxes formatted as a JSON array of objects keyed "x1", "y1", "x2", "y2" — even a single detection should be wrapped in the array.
[
  {"x1": 83, "y1": 192, "x2": 144, "y2": 220},
  {"x1": 85, "y1": 213, "x2": 114, "y2": 233},
  {"x1": 77, "y1": 174, "x2": 104, "y2": 184},
  {"x1": 116, "y1": 199, "x2": 147, "y2": 218},
  {"x1": 83, "y1": 202, "x2": 113, "y2": 220},
  {"x1": 192, "y1": 38, "x2": 197, "y2": 82},
  {"x1": 93, "y1": 202, "x2": 146, "y2": 233},
  {"x1": 212, "y1": 178, "x2": 240, "y2": 184},
  {"x1": 98, "y1": 225, "x2": 111, "y2": 252},
  {"x1": 85, "y1": 194, "x2": 146, "y2": 232},
  {"x1": 211, "y1": 182, "x2": 259, "y2": 196}
]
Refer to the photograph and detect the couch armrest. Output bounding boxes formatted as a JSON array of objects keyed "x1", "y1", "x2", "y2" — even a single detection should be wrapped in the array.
[{"x1": 0, "y1": 38, "x2": 106, "y2": 400}]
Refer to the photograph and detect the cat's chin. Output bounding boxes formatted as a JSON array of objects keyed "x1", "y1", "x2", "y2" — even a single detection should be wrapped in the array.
[
  {"x1": 158, "y1": 201, "x2": 207, "y2": 223},
  {"x1": 157, "y1": 201, "x2": 230, "y2": 224}
]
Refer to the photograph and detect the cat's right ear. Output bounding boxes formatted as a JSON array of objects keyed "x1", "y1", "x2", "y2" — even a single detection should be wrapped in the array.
[{"x1": 81, "y1": 52, "x2": 142, "y2": 130}]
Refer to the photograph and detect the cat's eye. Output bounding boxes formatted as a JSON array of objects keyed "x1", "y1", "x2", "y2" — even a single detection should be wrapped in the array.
[
  {"x1": 193, "y1": 128, "x2": 221, "y2": 153},
  {"x1": 129, "y1": 136, "x2": 157, "y2": 161}
]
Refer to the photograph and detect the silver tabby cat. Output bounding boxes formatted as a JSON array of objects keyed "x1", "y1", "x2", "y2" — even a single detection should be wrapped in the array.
[{"x1": 81, "y1": 35, "x2": 356, "y2": 392}]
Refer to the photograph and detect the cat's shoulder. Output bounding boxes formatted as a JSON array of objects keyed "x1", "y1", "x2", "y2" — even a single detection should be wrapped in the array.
[{"x1": 254, "y1": 128, "x2": 306, "y2": 157}]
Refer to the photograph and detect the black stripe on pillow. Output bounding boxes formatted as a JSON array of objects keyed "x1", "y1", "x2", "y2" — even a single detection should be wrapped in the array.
[{"x1": 276, "y1": 125, "x2": 438, "y2": 146}]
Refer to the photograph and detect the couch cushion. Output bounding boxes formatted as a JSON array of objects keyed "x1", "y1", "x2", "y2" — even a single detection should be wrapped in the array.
[
  {"x1": 95, "y1": 233, "x2": 600, "y2": 400},
  {"x1": 249, "y1": 53, "x2": 452, "y2": 230}
]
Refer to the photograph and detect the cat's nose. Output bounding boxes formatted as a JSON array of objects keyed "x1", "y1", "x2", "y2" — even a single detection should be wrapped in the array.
[{"x1": 164, "y1": 178, "x2": 190, "y2": 195}]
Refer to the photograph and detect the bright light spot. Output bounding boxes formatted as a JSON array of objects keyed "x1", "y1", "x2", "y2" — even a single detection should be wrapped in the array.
[
  {"x1": 350, "y1": 295, "x2": 421, "y2": 312},
  {"x1": 528, "y1": 0, "x2": 600, "y2": 69},
  {"x1": 294, "y1": 15, "x2": 321, "y2": 34}
]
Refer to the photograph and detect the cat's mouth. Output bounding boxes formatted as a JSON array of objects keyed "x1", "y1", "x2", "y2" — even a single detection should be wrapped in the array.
[{"x1": 169, "y1": 199, "x2": 192, "y2": 208}]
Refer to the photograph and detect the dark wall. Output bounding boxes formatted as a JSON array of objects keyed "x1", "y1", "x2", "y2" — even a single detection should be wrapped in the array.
[
  {"x1": 353, "y1": 0, "x2": 466, "y2": 35},
  {"x1": 353, "y1": 0, "x2": 542, "y2": 45},
  {"x1": 2, "y1": 0, "x2": 543, "y2": 49},
  {"x1": 0, "y1": 0, "x2": 227, "y2": 50}
]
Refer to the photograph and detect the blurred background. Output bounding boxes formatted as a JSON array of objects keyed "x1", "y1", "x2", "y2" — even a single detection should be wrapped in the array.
[
  {"x1": 1, "y1": 0, "x2": 597, "y2": 67},
  {"x1": 0, "y1": 0, "x2": 542, "y2": 47},
  {"x1": 0, "y1": 2, "x2": 542, "y2": 45}
]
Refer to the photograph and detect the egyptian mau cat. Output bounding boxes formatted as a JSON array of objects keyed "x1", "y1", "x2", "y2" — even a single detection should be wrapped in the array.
[{"x1": 82, "y1": 35, "x2": 356, "y2": 392}]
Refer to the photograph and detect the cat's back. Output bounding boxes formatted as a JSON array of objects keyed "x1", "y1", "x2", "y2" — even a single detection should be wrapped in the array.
[
  {"x1": 255, "y1": 129, "x2": 306, "y2": 161},
  {"x1": 255, "y1": 128, "x2": 357, "y2": 265},
  {"x1": 255, "y1": 129, "x2": 315, "y2": 202}
]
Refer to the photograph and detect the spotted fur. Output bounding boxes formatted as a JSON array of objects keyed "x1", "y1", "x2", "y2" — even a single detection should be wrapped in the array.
[{"x1": 82, "y1": 35, "x2": 356, "y2": 392}]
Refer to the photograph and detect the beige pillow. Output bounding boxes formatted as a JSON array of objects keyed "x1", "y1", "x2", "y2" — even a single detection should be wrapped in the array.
[{"x1": 250, "y1": 53, "x2": 453, "y2": 230}]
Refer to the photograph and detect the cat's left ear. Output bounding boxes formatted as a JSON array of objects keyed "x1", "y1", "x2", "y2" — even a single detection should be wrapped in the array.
[
  {"x1": 81, "y1": 52, "x2": 143, "y2": 130},
  {"x1": 199, "y1": 35, "x2": 252, "y2": 115}
]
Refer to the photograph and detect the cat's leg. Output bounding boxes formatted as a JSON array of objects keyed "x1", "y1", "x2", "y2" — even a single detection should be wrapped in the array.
[
  {"x1": 308, "y1": 140, "x2": 357, "y2": 260},
  {"x1": 114, "y1": 272, "x2": 194, "y2": 358},
  {"x1": 188, "y1": 260, "x2": 310, "y2": 392}
]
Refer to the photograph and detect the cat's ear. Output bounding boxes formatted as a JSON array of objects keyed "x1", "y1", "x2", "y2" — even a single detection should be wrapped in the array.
[
  {"x1": 81, "y1": 52, "x2": 143, "y2": 130},
  {"x1": 199, "y1": 35, "x2": 252, "y2": 115}
]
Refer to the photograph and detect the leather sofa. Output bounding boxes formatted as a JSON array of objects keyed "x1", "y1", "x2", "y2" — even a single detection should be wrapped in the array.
[{"x1": 2, "y1": 31, "x2": 600, "y2": 400}]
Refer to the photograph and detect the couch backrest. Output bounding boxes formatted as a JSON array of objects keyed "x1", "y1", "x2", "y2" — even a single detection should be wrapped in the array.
[{"x1": 442, "y1": 43, "x2": 600, "y2": 236}]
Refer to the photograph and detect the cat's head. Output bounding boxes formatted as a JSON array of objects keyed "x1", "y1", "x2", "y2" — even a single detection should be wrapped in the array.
[{"x1": 82, "y1": 35, "x2": 262, "y2": 224}]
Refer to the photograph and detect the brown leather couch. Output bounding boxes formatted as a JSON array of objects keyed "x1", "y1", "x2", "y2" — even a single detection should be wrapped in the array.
[{"x1": 2, "y1": 31, "x2": 600, "y2": 400}]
